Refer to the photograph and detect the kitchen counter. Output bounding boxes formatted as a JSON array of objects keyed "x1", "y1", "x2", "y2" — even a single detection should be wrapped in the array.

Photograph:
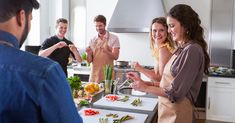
[
  {"x1": 67, "y1": 65, "x2": 91, "y2": 74},
  {"x1": 67, "y1": 65, "x2": 91, "y2": 81},
  {"x1": 78, "y1": 92, "x2": 158, "y2": 123},
  {"x1": 209, "y1": 67, "x2": 235, "y2": 78}
]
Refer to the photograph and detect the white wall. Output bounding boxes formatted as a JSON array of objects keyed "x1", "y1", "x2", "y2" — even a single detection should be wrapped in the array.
[
  {"x1": 25, "y1": 0, "x2": 70, "y2": 47},
  {"x1": 163, "y1": 0, "x2": 211, "y2": 43},
  {"x1": 48, "y1": 0, "x2": 69, "y2": 37},
  {"x1": 70, "y1": 0, "x2": 86, "y2": 48}
]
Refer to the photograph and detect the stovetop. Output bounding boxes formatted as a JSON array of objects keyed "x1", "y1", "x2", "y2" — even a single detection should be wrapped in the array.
[
  {"x1": 114, "y1": 65, "x2": 131, "y2": 69},
  {"x1": 114, "y1": 65, "x2": 154, "y2": 72}
]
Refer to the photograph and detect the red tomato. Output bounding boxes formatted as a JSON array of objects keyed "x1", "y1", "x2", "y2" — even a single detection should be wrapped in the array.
[
  {"x1": 84, "y1": 109, "x2": 99, "y2": 116},
  {"x1": 105, "y1": 95, "x2": 118, "y2": 101}
]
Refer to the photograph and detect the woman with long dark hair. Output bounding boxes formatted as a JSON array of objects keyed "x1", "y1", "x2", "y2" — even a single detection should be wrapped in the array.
[{"x1": 127, "y1": 4, "x2": 210, "y2": 123}]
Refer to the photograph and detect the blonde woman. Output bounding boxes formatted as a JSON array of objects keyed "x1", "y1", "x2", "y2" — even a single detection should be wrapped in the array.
[{"x1": 133, "y1": 17, "x2": 175, "y2": 84}]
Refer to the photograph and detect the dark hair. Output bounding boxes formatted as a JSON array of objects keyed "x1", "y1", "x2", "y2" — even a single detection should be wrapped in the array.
[
  {"x1": 0, "y1": 0, "x2": 39, "y2": 22},
  {"x1": 150, "y1": 17, "x2": 174, "y2": 52},
  {"x1": 167, "y1": 4, "x2": 210, "y2": 74},
  {"x1": 94, "y1": 15, "x2": 106, "y2": 25},
  {"x1": 56, "y1": 18, "x2": 68, "y2": 27}
]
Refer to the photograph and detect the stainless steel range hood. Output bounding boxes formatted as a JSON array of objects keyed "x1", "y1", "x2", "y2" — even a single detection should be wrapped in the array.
[{"x1": 107, "y1": 0, "x2": 166, "y2": 33}]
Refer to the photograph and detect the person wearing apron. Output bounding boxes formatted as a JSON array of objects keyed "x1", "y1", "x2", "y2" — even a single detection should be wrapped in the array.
[
  {"x1": 132, "y1": 17, "x2": 175, "y2": 83},
  {"x1": 127, "y1": 4, "x2": 210, "y2": 123},
  {"x1": 86, "y1": 15, "x2": 120, "y2": 83}
]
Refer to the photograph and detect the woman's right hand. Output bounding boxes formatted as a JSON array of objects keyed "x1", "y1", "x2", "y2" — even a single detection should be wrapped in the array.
[
  {"x1": 126, "y1": 72, "x2": 141, "y2": 81},
  {"x1": 127, "y1": 72, "x2": 148, "y2": 92},
  {"x1": 132, "y1": 62, "x2": 142, "y2": 71}
]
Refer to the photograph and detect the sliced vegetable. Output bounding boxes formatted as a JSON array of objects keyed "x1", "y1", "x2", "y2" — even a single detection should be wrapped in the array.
[
  {"x1": 106, "y1": 113, "x2": 119, "y2": 118},
  {"x1": 84, "y1": 109, "x2": 99, "y2": 116},
  {"x1": 113, "y1": 115, "x2": 134, "y2": 123},
  {"x1": 105, "y1": 95, "x2": 119, "y2": 101},
  {"x1": 117, "y1": 95, "x2": 130, "y2": 102},
  {"x1": 80, "y1": 99, "x2": 89, "y2": 106},
  {"x1": 99, "y1": 117, "x2": 108, "y2": 123},
  {"x1": 131, "y1": 97, "x2": 142, "y2": 106}
]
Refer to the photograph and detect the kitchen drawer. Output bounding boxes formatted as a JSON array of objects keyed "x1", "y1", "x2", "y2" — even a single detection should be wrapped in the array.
[{"x1": 208, "y1": 77, "x2": 235, "y2": 88}]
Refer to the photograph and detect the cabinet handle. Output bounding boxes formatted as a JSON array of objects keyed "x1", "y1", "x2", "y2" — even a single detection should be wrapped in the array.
[
  {"x1": 208, "y1": 97, "x2": 210, "y2": 110},
  {"x1": 215, "y1": 82, "x2": 231, "y2": 85}
]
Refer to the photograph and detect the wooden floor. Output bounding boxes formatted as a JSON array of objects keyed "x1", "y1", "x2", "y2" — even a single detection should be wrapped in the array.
[{"x1": 197, "y1": 119, "x2": 233, "y2": 123}]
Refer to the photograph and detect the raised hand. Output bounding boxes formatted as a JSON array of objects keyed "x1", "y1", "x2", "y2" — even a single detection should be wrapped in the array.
[
  {"x1": 68, "y1": 44, "x2": 78, "y2": 52},
  {"x1": 85, "y1": 47, "x2": 93, "y2": 55},
  {"x1": 56, "y1": 41, "x2": 67, "y2": 48}
]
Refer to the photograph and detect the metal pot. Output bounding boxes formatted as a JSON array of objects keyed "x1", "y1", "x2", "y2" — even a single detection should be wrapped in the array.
[{"x1": 115, "y1": 61, "x2": 129, "y2": 67}]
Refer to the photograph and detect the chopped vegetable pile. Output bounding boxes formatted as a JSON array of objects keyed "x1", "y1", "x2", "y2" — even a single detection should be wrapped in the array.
[
  {"x1": 105, "y1": 95, "x2": 118, "y2": 101},
  {"x1": 84, "y1": 109, "x2": 99, "y2": 116},
  {"x1": 113, "y1": 115, "x2": 134, "y2": 123},
  {"x1": 131, "y1": 97, "x2": 142, "y2": 106}
]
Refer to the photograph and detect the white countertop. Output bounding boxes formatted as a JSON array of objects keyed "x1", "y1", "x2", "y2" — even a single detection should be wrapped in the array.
[{"x1": 67, "y1": 65, "x2": 91, "y2": 77}]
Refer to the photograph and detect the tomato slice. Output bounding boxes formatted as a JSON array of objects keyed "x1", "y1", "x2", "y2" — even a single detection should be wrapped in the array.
[
  {"x1": 105, "y1": 95, "x2": 118, "y2": 101},
  {"x1": 84, "y1": 109, "x2": 99, "y2": 116}
]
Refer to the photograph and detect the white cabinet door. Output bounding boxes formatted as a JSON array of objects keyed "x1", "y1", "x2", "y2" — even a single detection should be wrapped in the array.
[{"x1": 206, "y1": 77, "x2": 235, "y2": 122}]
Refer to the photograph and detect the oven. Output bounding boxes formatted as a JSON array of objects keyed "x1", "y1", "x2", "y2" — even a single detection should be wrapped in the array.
[{"x1": 194, "y1": 77, "x2": 207, "y2": 119}]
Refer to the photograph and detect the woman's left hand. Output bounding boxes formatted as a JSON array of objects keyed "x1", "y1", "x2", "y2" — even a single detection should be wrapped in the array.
[{"x1": 131, "y1": 80, "x2": 147, "y2": 92}]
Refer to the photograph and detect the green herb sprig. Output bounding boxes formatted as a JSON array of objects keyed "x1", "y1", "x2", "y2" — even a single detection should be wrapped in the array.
[{"x1": 67, "y1": 76, "x2": 82, "y2": 92}]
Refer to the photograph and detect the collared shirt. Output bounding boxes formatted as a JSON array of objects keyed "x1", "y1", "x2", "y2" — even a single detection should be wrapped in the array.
[
  {"x1": 165, "y1": 42, "x2": 205, "y2": 104},
  {"x1": 88, "y1": 31, "x2": 120, "y2": 49},
  {"x1": 0, "y1": 30, "x2": 83, "y2": 123}
]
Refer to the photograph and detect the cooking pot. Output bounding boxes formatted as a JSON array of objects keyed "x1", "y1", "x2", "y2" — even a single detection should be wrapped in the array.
[{"x1": 115, "y1": 61, "x2": 129, "y2": 67}]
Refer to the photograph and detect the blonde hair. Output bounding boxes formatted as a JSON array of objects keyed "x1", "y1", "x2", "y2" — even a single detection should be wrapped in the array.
[{"x1": 149, "y1": 17, "x2": 175, "y2": 59}]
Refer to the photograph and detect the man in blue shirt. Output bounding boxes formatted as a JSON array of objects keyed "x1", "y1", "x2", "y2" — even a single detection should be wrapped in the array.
[{"x1": 0, "y1": 0, "x2": 83, "y2": 123}]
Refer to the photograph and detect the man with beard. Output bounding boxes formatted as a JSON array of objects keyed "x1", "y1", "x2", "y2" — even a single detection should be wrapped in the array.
[
  {"x1": 0, "y1": 0, "x2": 83, "y2": 123},
  {"x1": 39, "y1": 18, "x2": 82, "y2": 77},
  {"x1": 86, "y1": 15, "x2": 120, "y2": 83}
]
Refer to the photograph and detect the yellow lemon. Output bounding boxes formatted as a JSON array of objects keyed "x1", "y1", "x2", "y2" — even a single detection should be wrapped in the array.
[{"x1": 94, "y1": 84, "x2": 100, "y2": 91}]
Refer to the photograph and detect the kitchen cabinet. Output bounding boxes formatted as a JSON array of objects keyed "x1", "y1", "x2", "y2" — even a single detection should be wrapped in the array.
[{"x1": 206, "y1": 77, "x2": 235, "y2": 122}]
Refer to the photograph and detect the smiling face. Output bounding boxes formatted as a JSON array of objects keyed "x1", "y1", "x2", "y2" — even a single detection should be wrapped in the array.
[
  {"x1": 56, "y1": 22, "x2": 68, "y2": 38},
  {"x1": 167, "y1": 16, "x2": 186, "y2": 44},
  {"x1": 151, "y1": 22, "x2": 168, "y2": 45},
  {"x1": 95, "y1": 21, "x2": 106, "y2": 35}
]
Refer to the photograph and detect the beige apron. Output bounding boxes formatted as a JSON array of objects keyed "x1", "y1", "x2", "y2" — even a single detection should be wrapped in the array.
[
  {"x1": 89, "y1": 36, "x2": 114, "y2": 83},
  {"x1": 158, "y1": 55, "x2": 193, "y2": 123}
]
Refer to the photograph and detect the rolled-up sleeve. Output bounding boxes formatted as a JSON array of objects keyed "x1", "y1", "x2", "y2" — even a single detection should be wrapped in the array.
[{"x1": 165, "y1": 44, "x2": 203, "y2": 103}]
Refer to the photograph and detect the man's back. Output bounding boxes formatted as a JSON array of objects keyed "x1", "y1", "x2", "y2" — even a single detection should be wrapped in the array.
[{"x1": 0, "y1": 42, "x2": 83, "y2": 123}]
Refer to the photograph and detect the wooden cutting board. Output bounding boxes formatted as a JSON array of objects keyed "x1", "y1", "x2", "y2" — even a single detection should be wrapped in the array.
[
  {"x1": 79, "y1": 107, "x2": 148, "y2": 123},
  {"x1": 93, "y1": 94, "x2": 158, "y2": 111}
]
